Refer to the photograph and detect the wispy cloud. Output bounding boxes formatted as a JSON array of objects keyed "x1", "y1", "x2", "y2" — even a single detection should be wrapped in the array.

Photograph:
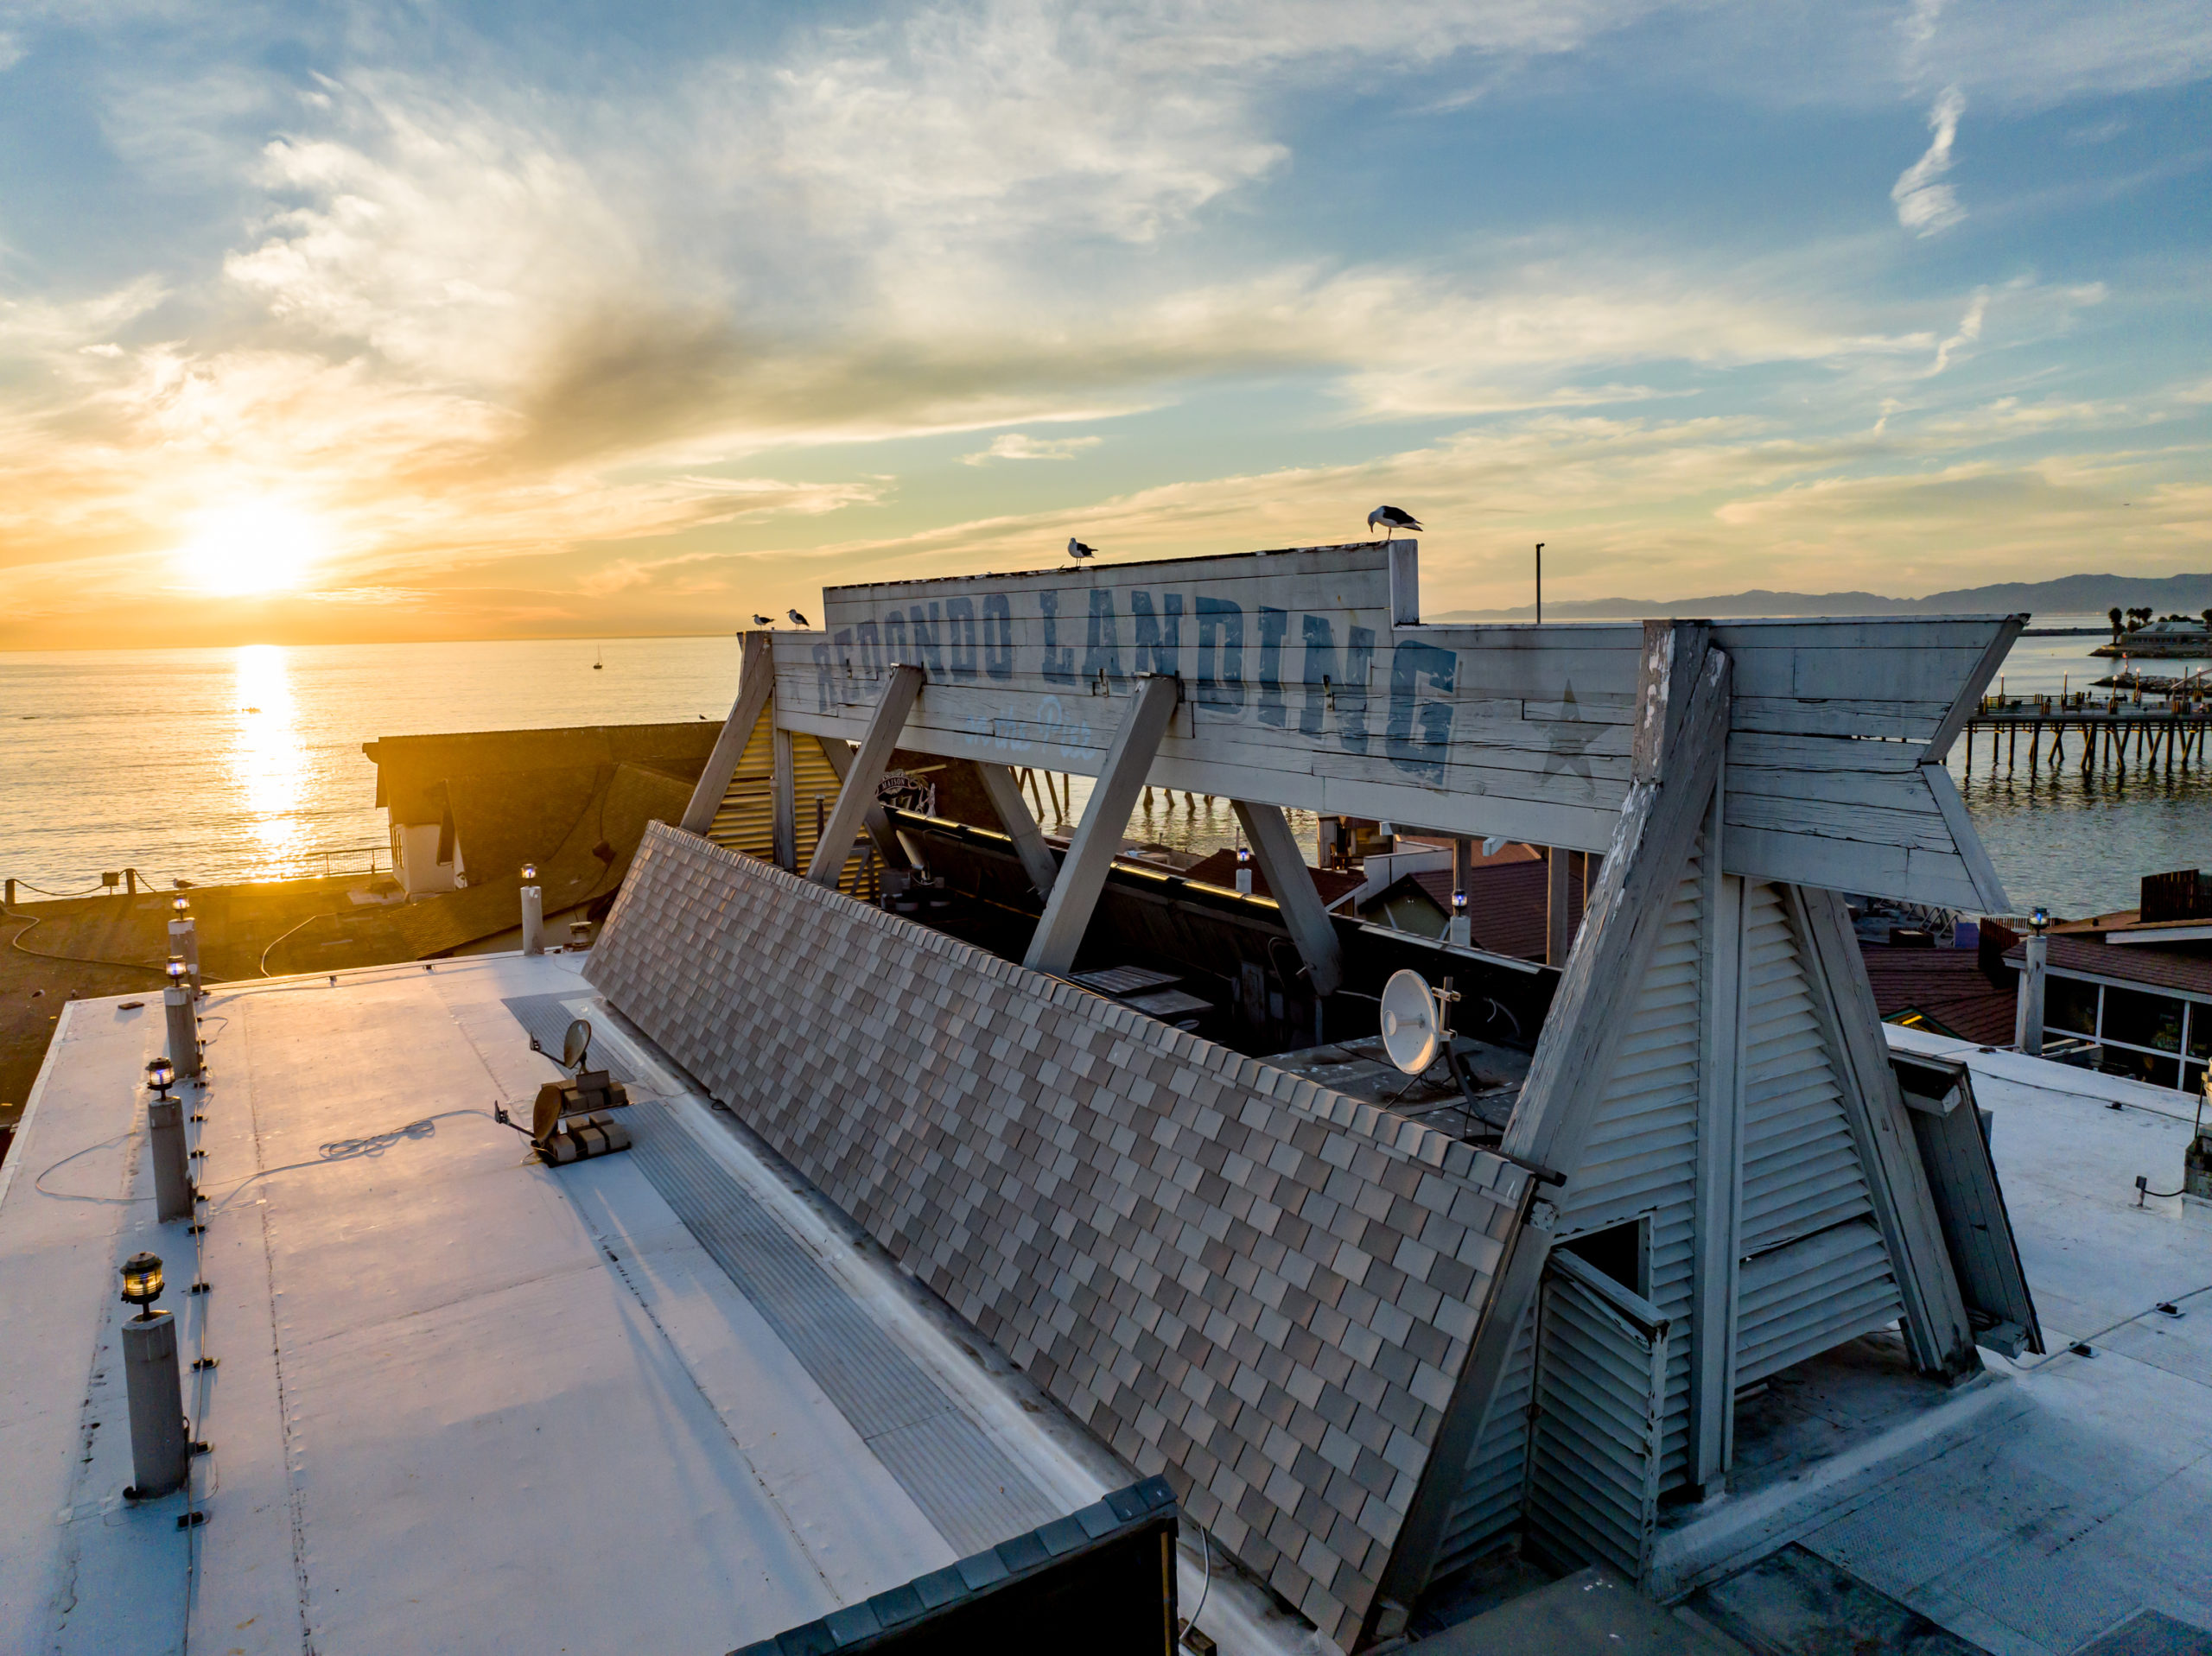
[
  {"x1": 1892, "y1": 86, "x2": 1967, "y2": 236},
  {"x1": 962, "y1": 432, "x2": 1103, "y2": 464}
]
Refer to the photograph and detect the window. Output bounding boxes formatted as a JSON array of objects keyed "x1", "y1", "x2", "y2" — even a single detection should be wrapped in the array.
[
  {"x1": 2045, "y1": 975, "x2": 2099, "y2": 1037},
  {"x1": 2188, "y1": 1003, "x2": 2210, "y2": 1062},
  {"x1": 1560, "y1": 1216, "x2": 1649, "y2": 1299},
  {"x1": 2099, "y1": 1047, "x2": 2181, "y2": 1090},
  {"x1": 2104, "y1": 987, "x2": 2184, "y2": 1054}
]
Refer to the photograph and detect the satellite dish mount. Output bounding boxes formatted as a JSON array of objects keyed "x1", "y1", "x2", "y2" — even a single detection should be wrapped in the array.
[{"x1": 1378, "y1": 968, "x2": 1489, "y2": 1140}]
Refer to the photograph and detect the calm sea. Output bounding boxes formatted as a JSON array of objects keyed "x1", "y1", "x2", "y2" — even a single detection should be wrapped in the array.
[{"x1": 0, "y1": 617, "x2": 2202, "y2": 918}]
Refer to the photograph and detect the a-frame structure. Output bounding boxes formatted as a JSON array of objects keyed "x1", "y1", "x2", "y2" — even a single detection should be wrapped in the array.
[{"x1": 645, "y1": 542, "x2": 2037, "y2": 1648}]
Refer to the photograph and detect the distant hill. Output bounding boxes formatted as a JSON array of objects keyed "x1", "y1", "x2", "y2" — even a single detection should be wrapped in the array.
[{"x1": 1431, "y1": 571, "x2": 2212, "y2": 622}]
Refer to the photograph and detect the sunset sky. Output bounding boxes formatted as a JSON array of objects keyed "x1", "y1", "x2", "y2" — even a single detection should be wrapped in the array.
[{"x1": 2, "y1": 0, "x2": 2207, "y2": 649}]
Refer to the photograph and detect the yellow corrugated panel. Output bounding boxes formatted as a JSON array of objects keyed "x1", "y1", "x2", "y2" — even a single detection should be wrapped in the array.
[{"x1": 704, "y1": 724, "x2": 876, "y2": 898}]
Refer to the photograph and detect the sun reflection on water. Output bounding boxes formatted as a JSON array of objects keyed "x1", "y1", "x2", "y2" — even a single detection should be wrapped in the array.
[{"x1": 230, "y1": 645, "x2": 309, "y2": 877}]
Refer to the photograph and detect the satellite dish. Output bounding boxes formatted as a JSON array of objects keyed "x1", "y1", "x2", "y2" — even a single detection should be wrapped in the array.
[
  {"x1": 561, "y1": 1018, "x2": 593, "y2": 1071},
  {"x1": 1379, "y1": 969, "x2": 1441, "y2": 1075}
]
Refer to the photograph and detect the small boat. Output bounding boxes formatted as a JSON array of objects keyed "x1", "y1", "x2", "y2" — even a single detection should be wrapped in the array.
[{"x1": 593, "y1": 648, "x2": 603, "y2": 671}]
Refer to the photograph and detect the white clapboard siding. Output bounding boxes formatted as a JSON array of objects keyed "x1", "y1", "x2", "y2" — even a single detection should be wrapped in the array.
[
  {"x1": 1736, "y1": 1221, "x2": 1902, "y2": 1382},
  {"x1": 1733, "y1": 883, "x2": 1904, "y2": 1383},
  {"x1": 762, "y1": 549, "x2": 2014, "y2": 907},
  {"x1": 1522, "y1": 1254, "x2": 1670, "y2": 1582},
  {"x1": 1555, "y1": 845, "x2": 1704, "y2": 1490},
  {"x1": 1432, "y1": 1304, "x2": 1535, "y2": 1582}
]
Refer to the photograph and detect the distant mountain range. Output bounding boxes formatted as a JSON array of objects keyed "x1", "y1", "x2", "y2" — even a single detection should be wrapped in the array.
[{"x1": 1432, "y1": 571, "x2": 2212, "y2": 622}]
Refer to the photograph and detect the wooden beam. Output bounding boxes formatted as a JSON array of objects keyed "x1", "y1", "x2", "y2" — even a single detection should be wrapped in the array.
[
  {"x1": 1546, "y1": 848, "x2": 1571, "y2": 965},
  {"x1": 1785, "y1": 883, "x2": 1980, "y2": 1379},
  {"x1": 679, "y1": 631, "x2": 774, "y2": 834},
  {"x1": 1922, "y1": 761, "x2": 2012, "y2": 911},
  {"x1": 1231, "y1": 799, "x2": 1344, "y2": 997},
  {"x1": 771, "y1": 727, "x2": 797, "y2": 872},
  {"x1": 1688, "y1": 779, "x2": 1745, "y2": 1492},
  {"x1": 813, "y1": 734, "x2": 910, "y2": 871},
  {"x1": 1507, "y1": 622, "x2": 1726, "y2": 1180},
  {"x1": 804, "y1": 664, "x2": 923, "y2": 887},
  {"x1": 1397, "y1": 626, "x2": 1729, "y2": 1602},
  {"x1": 1918, "y1": 613, "x2": 2026, "y2": 764},
  {"x1": 1023, "y1": 675, "x2": 1179, "y2": 976},
  {"x1": 977, "y1": 761, "x2": 1060, "y2": 899}
]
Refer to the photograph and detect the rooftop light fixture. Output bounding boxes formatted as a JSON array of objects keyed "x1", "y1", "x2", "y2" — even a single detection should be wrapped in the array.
[
  {"x1": 120, "y1": 1252, "x2": 164, "y2": 1317},
  {"x1": 521, "y1": 862, "x2": 537, "y2": 883},
  {"x1": 145, "y1": 1056, "x2": 175, "y2": 1099},
  {"x1": 1452, "y1": 890, "x2": 1468, "y2": 918},
  {"x1": 166, "y1": 957, "x2": 188, "y2": 983},
  {"x1": 172, "y1": 896, "x2": 190, "y2": 915},
  {"x1": 2030, "y1": 906, "x2": 2050, "y2": 933}
]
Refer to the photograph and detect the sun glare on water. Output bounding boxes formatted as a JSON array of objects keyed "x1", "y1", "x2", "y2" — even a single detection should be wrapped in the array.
[{"x1": 174, "y1": 501, "x2": 330, "y2": 596}]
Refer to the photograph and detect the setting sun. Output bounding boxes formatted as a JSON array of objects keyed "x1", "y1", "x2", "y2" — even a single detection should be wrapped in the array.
[{"x1": 173, "y1": 500, "x2": 330, "y2": 596}]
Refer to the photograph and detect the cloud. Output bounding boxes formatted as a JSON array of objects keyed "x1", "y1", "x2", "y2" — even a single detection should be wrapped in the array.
[
  {"x1": 1926, "y1": 289, "x2": 1986, "y2": 374},
  {"x1": 962, "y1": 432, "x2": 1103, "y2": 464},
  {"x1": 1892, "y1": 86, "x2": 1966, "y2": 236}
]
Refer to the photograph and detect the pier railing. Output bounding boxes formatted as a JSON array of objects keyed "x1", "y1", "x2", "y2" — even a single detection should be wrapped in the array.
[{"x1": 1961, "y1": 695, "x2": 2211, "y2": 781}]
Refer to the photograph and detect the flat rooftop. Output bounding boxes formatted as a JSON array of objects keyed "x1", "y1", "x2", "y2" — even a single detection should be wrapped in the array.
[
  {"x1": 10, "y1": 951, "x2": 2212, "y2": 1656},
  {"x1": 0, "y1": 954, "x2": 1153, "y2": 1654},
  {"x1": 1642, "y1": 1028, "x2": 2212, "y2": 1654}
]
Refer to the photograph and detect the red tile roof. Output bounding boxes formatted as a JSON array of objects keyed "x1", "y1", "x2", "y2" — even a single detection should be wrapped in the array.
[
  {"x1": 1858, "y1": 943, "x2": 2019, "y2": 1045},
  {"x1": 1179, "y1": 849, "x2": 1367, "y2": 909},
  {"x1": 2005, "y1": 934, "x2": 2212, "y2": 999},
  {"x1": 1405, "y1": 851, "x2": 1583, "y2": 963}
]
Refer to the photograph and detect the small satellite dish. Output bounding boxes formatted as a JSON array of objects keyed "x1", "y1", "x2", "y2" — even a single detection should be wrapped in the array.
[
  {"x1": 1379, "y1": 969, "x2": 1441, "y2": 1075},
  {"x1": 561, "y1": 1018, "x2": 593, "y2": 1071}
]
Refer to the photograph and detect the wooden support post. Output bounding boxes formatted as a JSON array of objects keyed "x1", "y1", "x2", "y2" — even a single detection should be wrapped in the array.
[
  {"x1": 1024, "y1": 676, "x2": 1179, "y2": 977},
  {"x1": 804, "y1": 664, "x2": 924, "y2": 887},
  {"x1": 1546, "y1": 847, "x2": 1572, "y2": 965},
  {"x1": 1688, "y1": 784, "x2": 1745, "y2": 1492},
  {"x1": 771, "y1": 727, "x2": 798, "y2": 872},
  {"x1": 679, "y1": 631, "x2": 774, "y2": 835},
  {"x1": 1231, "y1": 799, "x2": 1344, "y2": 998},
  {"x1": 1386, "y1": 623, "x2": 1729, "y2": 1608},
  {"x1": 1787, "y1": 884, "x2": 1980, "y2": 1379},
  {"x1": 813, "y1": 735, "x2": 909, "y2": 872},
  {"x1": 977, "y1": 762, "x2": 1061, "y2": 900}
]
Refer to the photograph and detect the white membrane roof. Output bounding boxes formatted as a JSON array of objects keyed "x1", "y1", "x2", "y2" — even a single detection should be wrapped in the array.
[{"x1": 0, "y1": 954, "x2": 1121, "y2": 1655}]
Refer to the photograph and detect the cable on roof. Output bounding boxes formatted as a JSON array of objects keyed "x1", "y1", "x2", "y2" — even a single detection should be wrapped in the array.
[{"x1": 3, "y1": 910, "x2": 171, "y2": 975}]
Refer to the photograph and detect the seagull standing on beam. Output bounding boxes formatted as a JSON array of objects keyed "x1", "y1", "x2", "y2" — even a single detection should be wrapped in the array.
[
  {"x1": 1066, "y1": 537, "x2": 1097, "y2": 560},
  {"x1": 1367, "y1": 505, "x2": 1422, "y2": 540},
  {"x1": 751, "y1": 613, "x2": 775, "y2": 628},
  {"x1": 787, "y1": 607, "x2": 810, "y2": 627}
]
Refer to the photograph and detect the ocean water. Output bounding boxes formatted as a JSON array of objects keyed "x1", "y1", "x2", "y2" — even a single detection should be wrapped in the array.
[{"x1": 0, "y1": 619, "x2": 2202, "y2": 917}]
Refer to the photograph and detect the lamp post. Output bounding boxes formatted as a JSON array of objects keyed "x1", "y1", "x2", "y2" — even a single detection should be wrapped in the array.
[
  {"x1": 2016, "y1": 905, "x2": 2050, "y2": 1056},
  {"x1": 163, "y1": 957, "x2": 201, "y2": 1082},
  {"x1": 146, "y1": 1058, "x2": 194, "y2": 1222},
  {"x1": 119, "y1": 1253, "x2": 189, "y2": 1500},
  {"x1": 167, "y1": 896, "x2": 200, "y2": 992},
  {"x1": 1535, "y1": 542, "x2": 1544, "y2": 625},
  {"x1": 520, "y1": 862, "x2": 544, "y2": 957},
  {"x1": 1450, "y1": 889, "x2": 1471, "y2": 948},
  {"x1": 1234, "y1": 843, "x2": 1254, "y2": 895}
]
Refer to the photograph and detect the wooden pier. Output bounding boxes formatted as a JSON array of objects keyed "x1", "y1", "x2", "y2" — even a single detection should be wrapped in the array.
[{"x1": 1963, "y1": 693, "x2": 2212, "y2": 779}]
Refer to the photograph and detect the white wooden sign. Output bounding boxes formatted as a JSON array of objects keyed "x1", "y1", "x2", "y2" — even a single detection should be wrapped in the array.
[{"x1": 768, "y1": 543, "x2": 2014, "y2": 910}]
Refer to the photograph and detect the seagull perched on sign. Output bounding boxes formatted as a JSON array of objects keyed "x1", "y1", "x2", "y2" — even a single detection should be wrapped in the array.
[
  {"x1": 1066, "y1": 537, "x2": 1097, "y2": 560},
  {"x1": 1367, "y1": 504, "x2": 1422, "y2": 539},
  {"x1": 751, "y1": 613, "x2": 774, "y2": 628},
  {"x1": 787, "y1": 607, "x2": 809, "y2": 627}
]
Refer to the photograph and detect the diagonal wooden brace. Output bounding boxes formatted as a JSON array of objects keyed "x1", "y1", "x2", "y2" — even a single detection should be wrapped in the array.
[{"x1": 804, "y1": 664, "x2": 924, "y2": 887}]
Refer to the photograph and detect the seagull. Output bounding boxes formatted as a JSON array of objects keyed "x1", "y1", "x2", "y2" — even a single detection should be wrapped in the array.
[
  {"x1": 1066, "y1": 537, "x2": 1097, "y2": 560},
  {"x1": 1367, "y1": 505, "x2": 1422, "y2": 538},
  {"x1": 787, "y1": 608, "x2": 810, "y2": 627},
  {"x1": 751, "y1": 613, "x2": 775, "y2": 628}
]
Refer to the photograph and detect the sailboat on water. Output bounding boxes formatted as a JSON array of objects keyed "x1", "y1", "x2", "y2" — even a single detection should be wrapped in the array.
[{"x1": 593, "y1": 646, "x2": 603, "y2": 670}]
